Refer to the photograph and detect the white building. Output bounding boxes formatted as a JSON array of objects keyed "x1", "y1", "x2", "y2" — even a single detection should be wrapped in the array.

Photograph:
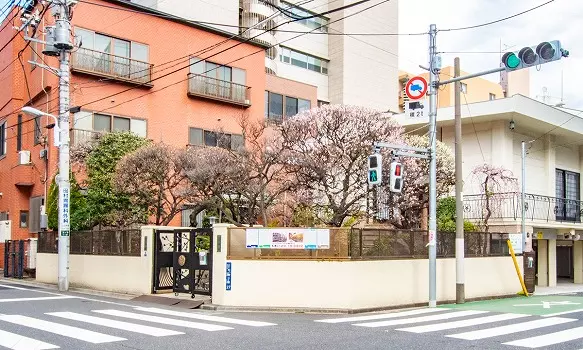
[
  {"x1": 398, "y1": 94, "x2": 583, "y2": 289},
  {"x1": 127, "y1": 0, "x2": 399, "y2": 112}
]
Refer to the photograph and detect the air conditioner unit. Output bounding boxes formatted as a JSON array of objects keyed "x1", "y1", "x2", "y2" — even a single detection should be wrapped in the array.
[
  {"x1": 19, "y1": 150, "x2": 31, "y2": 165},
  {"x1": 0, "y1": 220, "x2": 11, "y2": 241},
  {"x1": 27, "y1": 238, "x2": 38, "y2": 269}
]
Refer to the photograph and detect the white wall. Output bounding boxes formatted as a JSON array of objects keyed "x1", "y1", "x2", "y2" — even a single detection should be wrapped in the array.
[
  {"x1": 212, "y1": 257, "x2": 521, "y2": 309},
  {"x1": 512, "y1": 131, "x2": 547, "y2": 196}
]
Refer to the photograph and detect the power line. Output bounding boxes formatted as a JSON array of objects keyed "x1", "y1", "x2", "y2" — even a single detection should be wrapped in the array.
[
  {"x1": 461, "y1": 90, "x2": 486, "y2": 162},
  {"x1": 78, "y1": 0, "x2": 375, "y2": 109},
  {"x1": 440, "y1": 0, "x2": 555, "y2": 32},
  {"x1": 530, "y1": 110, "x2": 583, "y2": 144}
]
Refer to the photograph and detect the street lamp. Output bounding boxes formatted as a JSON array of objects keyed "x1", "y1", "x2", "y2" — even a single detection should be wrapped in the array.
[{"x1": 21, "y1": 106, "x2": 61, "y2": 147}]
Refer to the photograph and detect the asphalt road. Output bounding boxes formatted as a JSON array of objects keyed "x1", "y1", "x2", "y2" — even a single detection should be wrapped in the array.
[{"x1": 1, "y1": 281, "x2": 583, "y2": 350}]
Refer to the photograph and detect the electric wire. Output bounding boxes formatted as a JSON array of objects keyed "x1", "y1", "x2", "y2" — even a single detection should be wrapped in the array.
[{"x1": 439, "y1": 0, "x2": 555, "y2": 32}]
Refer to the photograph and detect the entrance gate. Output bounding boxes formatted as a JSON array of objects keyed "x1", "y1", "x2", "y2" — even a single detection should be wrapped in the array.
[{"x1": 152, "y1": 228, "x2": 213, "y2": 298}]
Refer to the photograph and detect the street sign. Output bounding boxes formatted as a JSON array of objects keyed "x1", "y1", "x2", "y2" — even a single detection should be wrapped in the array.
[
  {"x1": 405, "y1": 76, "x2": 428, "y2": 100},
  {"x1": 226, "y1": 262, "x2": 232, "y2": 291},
  {"x1": 405, "y1": 99, "x2": 428, "y2": 119},
  {"x1": 509, "y1": 234, "x2": 523, "y2": 254}
]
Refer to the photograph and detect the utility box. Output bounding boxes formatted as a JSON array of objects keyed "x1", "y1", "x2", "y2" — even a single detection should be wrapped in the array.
[{"x1": 523, "y1": 251, "x2": 536, "y2": 293}]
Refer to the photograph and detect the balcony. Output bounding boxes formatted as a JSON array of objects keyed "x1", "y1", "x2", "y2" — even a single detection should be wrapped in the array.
[
  {"x1": 70, "y1": 129, "x2": 102, "y2": 146},
  {"x1": 71, "y1": 48, "x2": 153, "y2": 86},
  {"x1": 187, "y1": 73, "x2": 251, "y2": 107},
  {"x1": 463, "y1": 192, "x2": 583, "y2": 224}
]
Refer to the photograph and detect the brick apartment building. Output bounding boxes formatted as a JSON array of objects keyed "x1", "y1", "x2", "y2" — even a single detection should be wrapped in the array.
[{"x1": 0, "y1": 0, "x2": 316, "y2": 265}]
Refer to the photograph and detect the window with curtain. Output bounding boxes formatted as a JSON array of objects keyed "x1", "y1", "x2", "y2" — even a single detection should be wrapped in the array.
[{"x1": 556, "y1": 168, "x2": 580, "y2": 221}]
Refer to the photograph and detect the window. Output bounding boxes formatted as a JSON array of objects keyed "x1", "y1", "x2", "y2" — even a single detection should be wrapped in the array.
[
  {"x1": 90, "y1": 113, "x2": 144, "y2": 136},
  {"x1": 279, "y1": 46, "x2": 328, "y2": 75},
  {"x1": 94, "y1": 113, "x2": 112, "y2": 132},
  {"x1": 285, "y1": 96, "x2": 298, "y2": 117},
  {"x1": 266, "y1": 91, "x2": 283, "y2": 123},
  {"x1": 281, "y1": 1, "x2": 328, "y2": 32},
  {"x1": 556, "y1": 169, "x2": 580, "y2": 221},
  {"x1": 189, "y1": 127, "x2": 242, "y2": 150},
  {"x1": 460, "y1": 83, "x2": 468, "y2": 94},
  {"x1": 113, "y1": 116, "x2": 130, "y2": 132},
  {"x1": 298, "y1": 98, "x2": 311, "y2": 112},
  {"x1": 489, "y1": 93, "x2": 496, "y2": 100},
  {"x1": 318, "y1": 100, "x2": 329, "y2": 107},
  {"x1": 34, "y1": 116, "x2": 42, "y2": 145},
  {"x1": 17, "y1": 115, "x2": 22, "y2": 151},
  {"x1": 19, "y1": 211, "x2": 28, "y2": 228},
  {"x1": 75, "y1": 27, "x2": 149, "y2": 62},
  {"x1": 0, "y1": 121, "x2": 6, "y2": 157}
]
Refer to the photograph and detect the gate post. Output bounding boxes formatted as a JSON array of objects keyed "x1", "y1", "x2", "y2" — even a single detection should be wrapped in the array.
[
  {"x1": 18, "y1": 240, "x2": 25, "y2": 279},
  {"x1": 3, "y1": 240, "x2": 8, "y2": 277},
  {"x1": 11, "y1": 240, "x2": 16, "y2": 278}
]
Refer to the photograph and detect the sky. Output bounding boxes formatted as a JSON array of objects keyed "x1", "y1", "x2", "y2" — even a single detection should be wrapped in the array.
[{"x1": 398, "y1": 0, "x2": 583, "y2": 109}]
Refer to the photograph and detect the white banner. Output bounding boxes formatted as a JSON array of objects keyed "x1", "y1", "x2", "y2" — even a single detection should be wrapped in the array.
[{"x1": 246, "y1": 228, "x2": 330, "y2": 250}]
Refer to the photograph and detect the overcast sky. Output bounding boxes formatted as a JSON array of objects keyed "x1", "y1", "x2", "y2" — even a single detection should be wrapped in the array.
[{"x1": 398, "y1": 0, "x2": 583, "y2": 109}]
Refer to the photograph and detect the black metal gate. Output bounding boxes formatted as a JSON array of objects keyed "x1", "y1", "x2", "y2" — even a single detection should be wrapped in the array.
[
  {"x1": 3, "y1": 240, "x2": 25, "y2": 279},
  {"x1": 152, "y1": 228, "x2": 213, "y2": 298}
]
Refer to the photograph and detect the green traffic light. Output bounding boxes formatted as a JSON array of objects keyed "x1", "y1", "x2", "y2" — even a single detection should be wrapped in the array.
[
  {"x1": 369, "y1": 170, "x2": 378, "y2": 182},
  {"x1": 502, "y1": 52, "x2": 520, "y2": 69}
]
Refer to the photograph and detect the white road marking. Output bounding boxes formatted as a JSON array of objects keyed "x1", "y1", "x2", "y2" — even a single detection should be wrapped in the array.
[
  {"x1": 92, "y1": 309, "x2": 233, "y2": 331},
  {"x1": 133, "y1": 307, "x2": 276, "y2": 327},
  {"x1": 503, "y1": 325, "x2": 583, "y2": 348},
  {"x1": 0, "y1": 284, "x2": 63, "y2": 296},
  {"x1": 396, "y1": 313, "x2": 529, "y2": 333},
  {"x1": 542, "y1": 308, "x2": 583, "y2": 317},
  {"x1": 0, "y1": 329, "x2": 59, "y2": 350},
  {"x1": 0, "y1": 315, "x2": 125, "y2": 343},
  {"x1": 47, "y1": 312, "x2": 184, "y2": 337},
  {"x1": 354, "y1": 310, "x2": 489, "y2": 328},
  {"x1": 314, "y1": 308, "x2": 448, "y2": 324},
  {"x1": 0, "y1": 296, "x2": 76, "y2": 303},
  {"x1": 448, "y1": 317, "x2": 577, "y2": 340}
]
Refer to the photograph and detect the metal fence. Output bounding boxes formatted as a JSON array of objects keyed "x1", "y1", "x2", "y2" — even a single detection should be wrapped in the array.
[
  {"x1": 187, "y1": 73, "x2": 251, "y2": 106},
  {"x1": 71, "y1": 48, "x2": 153, "y2": 84},
  {"x1": 38, "y1": 229, "x2": 141, "y2": 256},
  {"x1": 226, "y1": 227, "x2": 509, "y2": 260},
  {"x1": 3, "y1": 239, "x2": 34, "y2": 278},
  {"x1": 464, "y1": 192, "x2": 583, "y2": 224}
]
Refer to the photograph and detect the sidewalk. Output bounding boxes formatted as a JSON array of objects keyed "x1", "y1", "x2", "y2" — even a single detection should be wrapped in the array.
[{"x1": 534, "y1": 283, "x2": 583, "y2": 296}]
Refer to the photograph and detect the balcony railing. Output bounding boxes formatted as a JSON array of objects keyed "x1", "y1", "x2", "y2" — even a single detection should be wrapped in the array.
[
  {"x1": 187, "y1": 73, "x2": 251, "y2": 107},
  {"x1": 71, "y1": 48, "x2": 153, "y2": 86},
  {"x1": 463, "y1": 192, "x2": 583, "y2": 224},
  {"x1": 70, "y1": 129, "x2": 101, "y2": 146}
]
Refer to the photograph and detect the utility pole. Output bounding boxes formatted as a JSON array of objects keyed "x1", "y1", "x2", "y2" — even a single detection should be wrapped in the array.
[
  {"x1": 521, "y1": 141, "x2": 527, "y2": 253},
  {"x1": 427, "y1": 24, "x2": 438, "y2": 308},
  {"x1": 454, "y1": 57, "x2": 464, "y2": 304}
]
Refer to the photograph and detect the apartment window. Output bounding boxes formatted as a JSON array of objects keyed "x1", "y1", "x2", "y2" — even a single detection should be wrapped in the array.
[
  {"x1": 279, "y1": 46, "x2": 328, "y2": 75},
  {"x1": 92, "y1": 113, "x2": 139, "y2": 133},
  {"x1": 19, "y1": 211, "x2": 28, "y2": 228},
  {"x1": 460, "y1": 83, "x2": 468, "y2": 94},
  {"x1": 0, "y1": 121, "x2": 6, "y2": 157},
  {"x1": 75, "y1": 27, "x2": 149, "y2": 62},
  {"x1": 189, "y1": 57, "x2": 246, "y2": 85},
  {"x1": 281, "y1": 1, "x2": 328, "y2": 32},
  {"x1": 489, "y1": 93, "x2": 496, "y2": 101},
  {"x1": 266, "y1": 91, "x2": 283, "y2": 123},
  {"x1": 556, "y1": 169, "x2": 580, "y2": 221},
  {"x1": 189, "y1": 127, "x2": 243, "y2": 150},
  {"x1": 17, "y1": 115, "x2": 22, "y2": 151},
  {"x1": 318, "y1": 100, "x2": 330, "y2": 107},
  {"x1": 34, "y1": 116, "x2": 42, "y2": 145}
]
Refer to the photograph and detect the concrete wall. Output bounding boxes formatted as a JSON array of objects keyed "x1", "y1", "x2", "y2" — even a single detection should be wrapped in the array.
[
  {"x1": 35, "y1": 226, "x2": 167, "y2": 295},
  {"x1": 212, "y1": 225, "x2": 523, "y2": 310}
]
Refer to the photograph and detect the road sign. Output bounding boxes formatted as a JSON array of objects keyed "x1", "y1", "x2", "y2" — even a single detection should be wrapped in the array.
[
  {"x1": 405, "y1": 76, "x2": 428, "y2": 100},
  {"x1": 226, "y1": 262, "x2": 232, "y2": 291},
  {"x1": 405, "y1": 99, "x2": 428, "y2": 119}
]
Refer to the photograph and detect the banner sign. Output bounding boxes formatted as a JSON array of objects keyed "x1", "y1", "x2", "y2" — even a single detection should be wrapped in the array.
[{"x1": 245, "y1": 228, "x2": 330, "y2": 250}]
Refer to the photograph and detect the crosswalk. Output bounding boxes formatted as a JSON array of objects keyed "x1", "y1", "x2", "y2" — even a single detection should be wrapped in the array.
[
  {"x1": 315, "y1": 308, "x2": 583, "y2": 349},
  {"x1": 0, "y1": 306, "x2": 276, "y2": 349}
]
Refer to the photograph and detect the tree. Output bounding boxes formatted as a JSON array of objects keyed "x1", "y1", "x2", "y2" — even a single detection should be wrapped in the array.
[
  {"x1": 436, "y1": 196, "x2": 477, "y2": 232},
  {"x1": 73, "y1": 132, "x2": 150, "y2": 227},
  {"x1": 470, "y1": 164, "x2": 518, "y2": 231},
  {"x1": 46, "y1": 173, "x2": 90, "y2": 231},
  {"x1": 280, "y1": 104, "x2": 403, "y2": 227},
  {"x1": 113, "y1": 142, "x2": 193, "y2": 226},
  {"x1": 377, "y1": 134, "x2": 455, "y2": 229}
]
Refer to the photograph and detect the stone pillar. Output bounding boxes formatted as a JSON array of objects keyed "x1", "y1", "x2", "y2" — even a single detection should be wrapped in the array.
[
  {"x1": 574, "y1": 240, "x2": 583, "y2": 284},
  {"x1": 537, "y1": 239, "x2": 548, "y2": 286},
  {"x1": 548, "y1": 238, "x2": 557, "y2": 287}
]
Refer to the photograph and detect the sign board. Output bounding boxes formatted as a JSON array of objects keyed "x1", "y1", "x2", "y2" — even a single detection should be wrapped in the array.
[
  {"x1": 509, "y1": 234, "x2": 523, "y2": 254},
  {"x1": 405, "y1": 76, "x2": 428, "y2": 100},
  {"x1": 245, "y1": 228, "x2": 330, "y2": 250},
  {"x1": 405, "y1": 99, "x2": 428, "y2": 119},
  {"x1": 226, "y1": 262, "x2": 232, "y2": 291}
]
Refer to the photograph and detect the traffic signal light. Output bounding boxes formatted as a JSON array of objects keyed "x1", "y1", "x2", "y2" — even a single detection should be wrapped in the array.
[
  {"x1": 502, "y1": 40, "x2": 569, "y2": 72},
  {"x1": 389, "y1": 161, "x2": 403, "y2": 193},
  {"x1": 368, "y1": 154, "x2": 382, "y2": 185}
]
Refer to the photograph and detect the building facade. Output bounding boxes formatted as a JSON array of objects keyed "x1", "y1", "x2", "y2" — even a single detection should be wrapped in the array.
[
  {"x1": 398, "y1": 94, "x2": 583, "y2": 288},
  {"x1": 129, "y1": 0, "x2": 400, "y2": 112},
  {"x1": 0, "y1": 0, "x2": 317, "y2": 266}
]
